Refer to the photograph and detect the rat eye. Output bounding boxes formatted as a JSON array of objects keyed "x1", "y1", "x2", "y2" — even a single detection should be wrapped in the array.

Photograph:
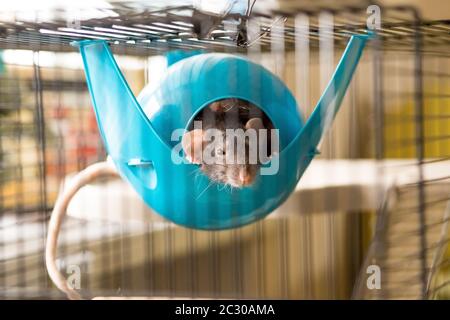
[{"x1": 217, "y1": 147, "x2": 225, "y2": 155}]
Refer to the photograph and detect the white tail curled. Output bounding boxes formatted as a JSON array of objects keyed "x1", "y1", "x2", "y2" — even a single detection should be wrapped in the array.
[{"x1": 45, "y1": 161, "x2": 119, "y2": 300}]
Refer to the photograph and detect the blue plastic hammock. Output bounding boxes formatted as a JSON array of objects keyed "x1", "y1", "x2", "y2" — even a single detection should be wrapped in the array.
[{"x1": 75, "y1": 34, "x2": 369, "y2": 230}]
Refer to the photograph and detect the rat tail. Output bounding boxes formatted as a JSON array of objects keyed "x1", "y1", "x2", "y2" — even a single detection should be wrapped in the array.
[{"x1": 46, "y1": 161, "x2": 119, "y2": 300}]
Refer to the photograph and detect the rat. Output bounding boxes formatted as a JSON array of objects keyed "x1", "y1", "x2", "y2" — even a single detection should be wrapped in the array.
[{"x1": 182, "y1": 98, "x2": 274, "y2": 188}]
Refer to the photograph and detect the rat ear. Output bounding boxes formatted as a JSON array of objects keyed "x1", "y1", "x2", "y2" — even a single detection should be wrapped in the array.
[
  {"x1": 208, "y1": 101, "x2": 223, "y2": 112},
  {"x1": 209, "y1": 99, "x2": 237, "y2": 113},
  {"x1": 245, "y1": 118, "x2": 265, "y2": 131},
  {"x1": 182, "y1": 129, "x2": 204, "y2": 164}
]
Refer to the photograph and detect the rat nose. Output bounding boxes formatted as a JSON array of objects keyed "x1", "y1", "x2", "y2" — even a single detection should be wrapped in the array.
[{"x1": 239, "y1": 168, "x2": 252, "y2": 186}]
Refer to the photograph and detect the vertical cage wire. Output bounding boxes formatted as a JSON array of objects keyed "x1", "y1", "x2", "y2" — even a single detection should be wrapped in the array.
[{"x1": 353, "y1": 6, "x2": 450, "y2": 300}]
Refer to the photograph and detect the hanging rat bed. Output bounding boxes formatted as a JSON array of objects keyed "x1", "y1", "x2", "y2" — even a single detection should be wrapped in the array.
[
  {"x1": 45, "y1": 32, "x2": 369, "y2": 299},
  {"x1": 74, "y1": 34, "x2": 368, "y2": 229}
]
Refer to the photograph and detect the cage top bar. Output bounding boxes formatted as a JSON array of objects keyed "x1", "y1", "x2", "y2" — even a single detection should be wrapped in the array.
[{"x1": 0, "y1": 4, "x2": 449, "y2": 55}]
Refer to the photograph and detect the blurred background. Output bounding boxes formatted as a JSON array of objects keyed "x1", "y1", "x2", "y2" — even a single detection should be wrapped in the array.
[{"x1": 0, "y1": 0, "x2": 449, "y2": 299}]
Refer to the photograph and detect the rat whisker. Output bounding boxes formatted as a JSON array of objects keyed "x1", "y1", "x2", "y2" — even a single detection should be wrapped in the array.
[
  {"x1": 189, "y1": 167, "x2": 201, "y2": 176},
  {"x1": 190, "y1": 167, "x2": 203, "y2": 183},
  {"x1": 218, "y1": 183, "x2": 228, "y2": 191},
  {"x1": 222, "y1": 104, "x2": 234, "y2": 112},
  {"x1": 196, "y1": 180, "x2": 213, "y2": 200}
]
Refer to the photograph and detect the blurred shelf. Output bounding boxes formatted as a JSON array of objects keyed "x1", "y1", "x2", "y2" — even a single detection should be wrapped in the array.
[{"x1": 65, "y1": 159, "x2": 450, "y2": 222}]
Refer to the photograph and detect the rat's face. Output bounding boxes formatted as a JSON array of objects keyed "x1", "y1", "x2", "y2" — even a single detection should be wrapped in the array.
[
  {"x1": 182, "y1": 99, "x2": 274, "y2": 188},
  {"x1": 182, "y1": 118, "x2": 267, "y2": 188},
  {"x1": 200, "y1": 129, "x2": 259, "y2": 188}
]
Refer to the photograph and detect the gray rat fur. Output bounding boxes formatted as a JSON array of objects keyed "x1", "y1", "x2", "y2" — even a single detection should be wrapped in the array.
[{"x1": 184, "y1": 98, "x2": 274, "y2": 188}]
